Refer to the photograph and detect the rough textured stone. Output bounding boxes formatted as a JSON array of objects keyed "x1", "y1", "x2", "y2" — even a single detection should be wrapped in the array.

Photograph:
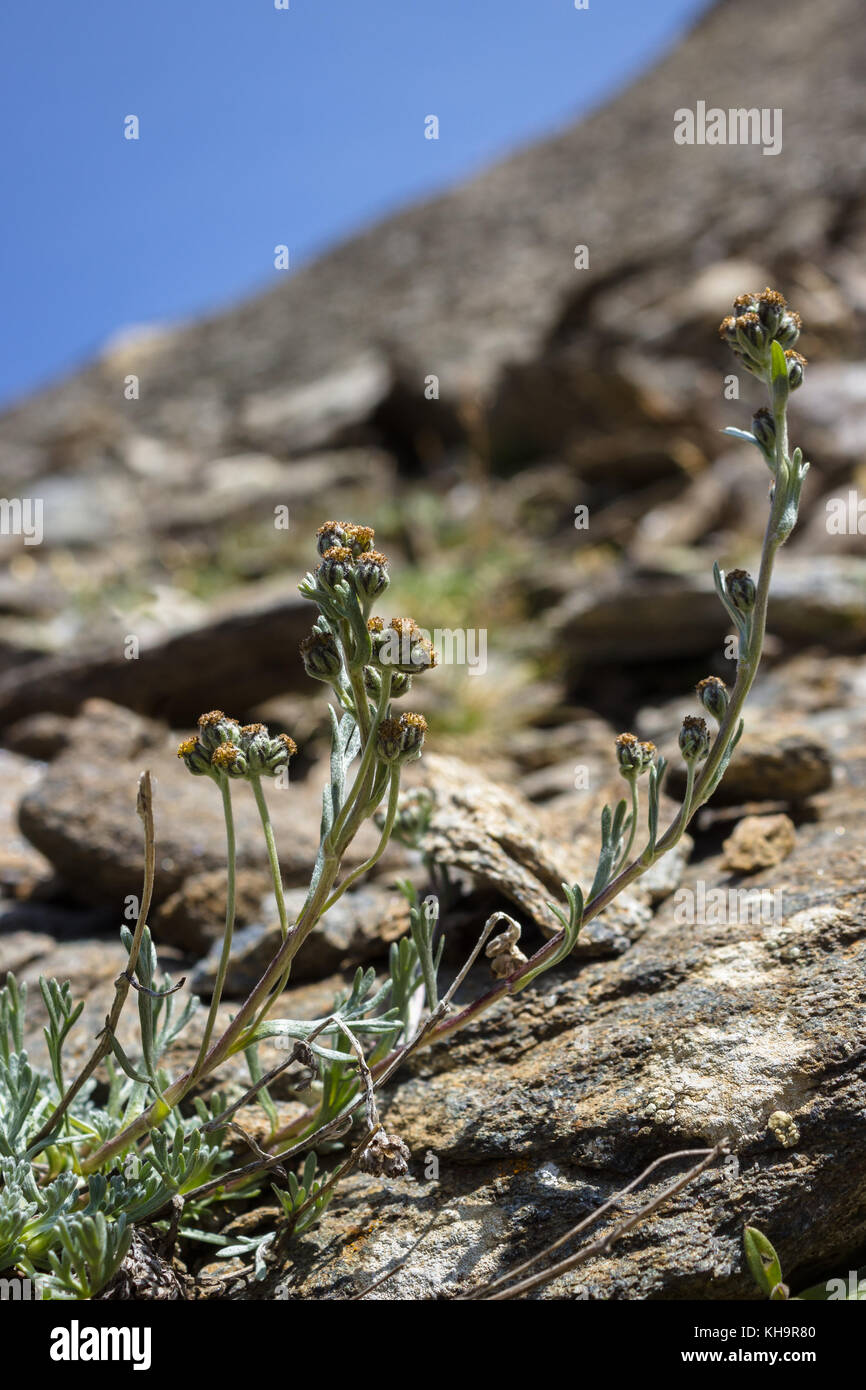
[
  {"x1": 722, "y1": 814, "x2": 797, "y2": 874},
  {"x1": 410, "y1": 754, "x2": 656, "y2": 957},
  {"x1": 1, "y1": 713, "x2": 72, "y2": 761},
  {"x1": 263, "y1": 709, "x2": 866, "y2": 1299},
  {"x1": 154, "y1": 867, "x2": 274, "y2": 954},
  {"x1": 2, "y1": 0, "x2": 863, "y2": 475},
  {"x1": 191, "y1": 882, "x2": 412, "y2": 994},
  {"x1": 666, "y1": 728, "x2": 833, "y2": 806},
  {"x1": 0, "y1": 585, "x2": 314, "y2": 728},
  {"x1": 16, "y1": 700, "x2": 380, "y2": 909},
  {"x1": 550, "y1": 557, "x2": 866, "y2": 677}
]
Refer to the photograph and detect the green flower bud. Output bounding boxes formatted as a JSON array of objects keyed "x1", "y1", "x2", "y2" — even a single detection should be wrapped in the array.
[
  {"x1": 316, "y1": 520, "x2": 348, "y2": 557},
  {"x1": 376, "y1": 716, "x2": 403, "y2": 763},
  {"x1": 300, "y1": 629, "x2": 343, "y2": 682},
  {"x1": 263, "y1": 732, "x2": 298, "y2": 775},
  {"x1": 755, "y1": 287, "x2": 787, "y2": 336},
  {"x1": 316, "y1": 545, "x2": 355, "y2": 591},
  {"x1": 614, "y1": 732, "x2": 656, "y2": 778},
  {"x1": 238, "y1": 723, "x2": 272, "y2": 773},
  {"x1": 353, "y1": 550, "x2": 390, "y2": 602},
  {"x1": 212, "y1": 741, "x2": 244, "y2": 776},
  {"x1": 725, "y1": 568, "x2": 756, "y2": 614},
  {"x1": 751, "y1": 407, "x2": 776, "y2": 458},
  {"x1": 197, "y1": 710, "x2": 241, "y2": 752},
  {"x1": 213, "y1": 725, "x2": 298, "y2": 780},
  {"x1": 718, "y1": 314, "x2": 739, "y2": 345},
  {"x1": 177, "y1": 736, "x2": 211, "y2": 775},
  {"x1": 363, "y1": 665, "x2": 413, "y2": 699},
  {"x1": 732, "y1": 292, "x2": 759, "y2": 315},
  {"x1": 679, "y1": 715, "x2": 710, "y2": 763},
  {"x1": 734, "y1": 311, "x2": 768, "y2": 356},
  {"x1": 696, "y1": 676, "x2": 728, "y2": 724},
  {"x1": 774, "y1": 312, "x2": 801, "y2": 350},
  {"x1": 376, "y1": 712, "x2": 428, "y2": 765},
  {"x1": 373, "y1": 617, "x2": 438, "y2": 675},
  {"x1": 785, "y1": 350, "x2": 807, "y2": 390}
]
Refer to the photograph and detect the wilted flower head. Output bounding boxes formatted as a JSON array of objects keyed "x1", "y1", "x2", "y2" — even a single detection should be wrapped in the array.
[
  {"x1": 358, "y1": 1130, "x2": 410, "y2": 1177},
  {"x1": 485, "y1": 917, "x2": 528, "y2": 979}
]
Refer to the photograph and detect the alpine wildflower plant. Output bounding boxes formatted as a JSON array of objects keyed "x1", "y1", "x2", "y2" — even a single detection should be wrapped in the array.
[{"x1": 0, "y1": 293, "x2": 811, "y2": 1295}]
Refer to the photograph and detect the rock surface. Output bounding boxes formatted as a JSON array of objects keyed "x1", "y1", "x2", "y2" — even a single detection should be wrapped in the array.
[
  {"x1": 410, "y1": 754, "x2": 661, "y2": 957},
  {"x1": 722, "y1": 814, "x2": 797, "y2": 874},
  {"x1": 15, "y1": 700, "x2": 380, "y2": 908},
  {"x1": 665, "y1": 727, "x2": 834, "y2": 806},
  {"x1": 263, "y1": 693, "x2": 866, "y2": 1300}
]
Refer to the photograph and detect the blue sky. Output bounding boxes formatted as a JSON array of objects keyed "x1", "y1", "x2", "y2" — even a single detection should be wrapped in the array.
[{"x1": 0, "y1": 0, "x2": 709, "y2": 407}]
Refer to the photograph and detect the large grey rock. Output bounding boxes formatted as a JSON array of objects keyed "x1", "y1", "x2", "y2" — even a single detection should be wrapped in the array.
[
  {"x1": 263, "y1": 692, "x2": 866, "y2": 1300},
  {"x1": 0, "y1": 584, "x2": 314, "y2": 727},
  {"x1": 16, "y1": 701, "x2": 380, "y2": 909},
  {"x1": 549, "y1": 556, "x2": 866, "y2": 674},
  {"x1": 191, "y1": 882, "x2": 412, "y2": 994}
]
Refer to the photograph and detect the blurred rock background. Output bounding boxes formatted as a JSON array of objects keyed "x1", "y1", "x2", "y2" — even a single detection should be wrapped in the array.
[{"x1": 1, "y1": 0, "x2": 865, "y2": 1299}]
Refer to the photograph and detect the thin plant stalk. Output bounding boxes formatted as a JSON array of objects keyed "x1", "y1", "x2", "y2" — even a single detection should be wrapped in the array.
[
  {"x1": 192, "y1": 776, "x2": 237, "y2": 1077},
  {"x1": 251, "y1": 773, "x2": 289, "y2": 940}
]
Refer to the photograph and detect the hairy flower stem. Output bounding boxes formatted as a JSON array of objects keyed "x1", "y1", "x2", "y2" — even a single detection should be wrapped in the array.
[
  {"x1": 251, "y1": 774, "x2": 289, "y2": 940},
  {"x1": 80, "y1": 710, "x2": 394, "y2": 1174},
  {"x1": 613, "y1": 776, "x2": 640, "y2": 876},
  {"x1": 28, "y1": 773, "x2": 157, "y2": 1152},
  {"x1": 191, "y1": 776, "x2": 237, "y2": 1078},
  {"x1": 320, "y1": 768, "x2": 401, "y2": 914},
  {"x1": 328, "y1": 671, "x2": 392, "y2": 850},
  {"x1": 362, "y1": 378, "x2": 798, "y2": 1075},
  {"x1": 80, "y1": 862, "x2": 338, "y2": 1172}
]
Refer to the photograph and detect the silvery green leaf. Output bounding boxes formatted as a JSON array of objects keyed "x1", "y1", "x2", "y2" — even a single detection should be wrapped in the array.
[
  {"x1": 515, "y1": 882, "x2": 583, "y2": 992},
  {"x1": 721, "y1": 427, "x2": 761, "y2": 448},
  {"x1": 105, "y1": 1031, "x2": 150, "y2": 1086},
  {"x1": 320, "y1": 783, "x2": 334, "y2": 839},
  {"x1": 255, "y1": 1230, "x2": 274, "y2": 1280},
  {"x1": 588, "y1": 800, "x2": 628, "y2": 901}
]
